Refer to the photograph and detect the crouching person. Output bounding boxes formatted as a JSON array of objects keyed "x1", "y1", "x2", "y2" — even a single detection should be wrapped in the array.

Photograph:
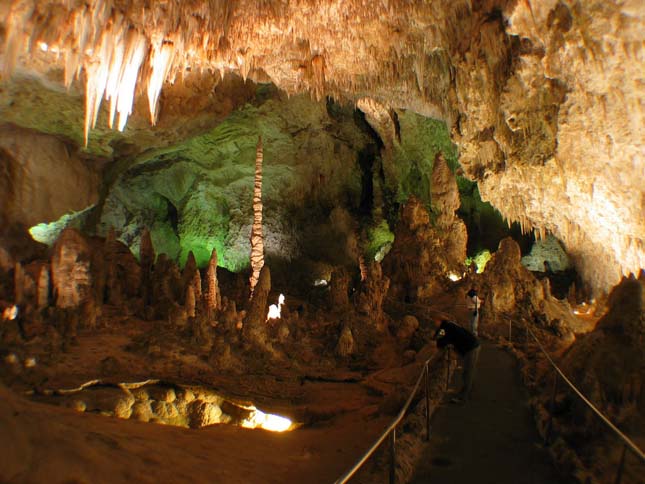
[{"x1": 432, "y1": 318, "x2": 481, "y2": 403}]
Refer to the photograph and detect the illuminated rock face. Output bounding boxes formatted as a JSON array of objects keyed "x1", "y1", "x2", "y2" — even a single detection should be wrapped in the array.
[
  {"x1": 0, "y1": 125, "x2": 98, "y2": 231},
  {"x1": 0, "y1": 0, "x2": 643, "y2": 292}
]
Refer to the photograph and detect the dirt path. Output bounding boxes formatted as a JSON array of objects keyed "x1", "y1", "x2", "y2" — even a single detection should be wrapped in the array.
[{"x1": 410, "y1": 341, "x2": 567, "y2": 484}]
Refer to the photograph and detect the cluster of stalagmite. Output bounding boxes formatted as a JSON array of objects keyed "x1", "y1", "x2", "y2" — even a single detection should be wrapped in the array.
[
  {"x1": 2, "y1": 227, "x2": 235, "y2": 348},
  {"x1": 383, "y1": 153, "x2": 467, "y2": 303}
]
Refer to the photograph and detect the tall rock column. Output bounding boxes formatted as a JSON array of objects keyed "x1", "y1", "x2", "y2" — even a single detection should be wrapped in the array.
[
  {"x1": 204, "y1": 248, "x2": 221, "y2": 318},
  {"x1": 249, "y1": 136, "x2": 264, "y2": 299}
]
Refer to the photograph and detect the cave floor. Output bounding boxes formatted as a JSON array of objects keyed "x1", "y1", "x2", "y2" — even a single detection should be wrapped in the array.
[
  {"x1": 410, "y1": 341, "x2": 567, "y2": 484},
  {"x1": 0, "y1": 310, "x2": 441, "y2": 483}
]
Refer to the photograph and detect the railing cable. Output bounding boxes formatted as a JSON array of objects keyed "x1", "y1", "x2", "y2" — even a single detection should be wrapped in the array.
[
  {"x1": 503, "y1": 314, "x2": 645, "y2": 465},
  {"x1": 333, "y1": 351, "x2": 445, "y2": 484}
]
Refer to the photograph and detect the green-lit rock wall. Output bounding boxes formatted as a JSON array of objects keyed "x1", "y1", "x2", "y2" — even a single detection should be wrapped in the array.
[{"x1": 99, "y1": 92, "x2": 371, "y2": 272}]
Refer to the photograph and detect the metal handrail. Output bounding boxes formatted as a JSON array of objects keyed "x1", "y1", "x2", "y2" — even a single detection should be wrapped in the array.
[
  {"x1": 334, "y1": 350, "x2": 446, "y2": 484},
  {"x1": 503, "y1": 315, "x2": 645, "y2": 467}
]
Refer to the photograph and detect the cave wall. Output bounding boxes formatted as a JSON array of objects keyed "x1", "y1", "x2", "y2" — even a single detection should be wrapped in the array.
[
  {"x1": 0, "y1": 0, "x2": 643, "y2": 293},
  {"x1": 0, "y1": 124, "x2": 98, "y2": 231},
  {"x1": 98, "y1": 94, "x2": 372, "y2": 274},
  {"x1": 453, "y1": 1, "x2": 645, "y2": 293}
]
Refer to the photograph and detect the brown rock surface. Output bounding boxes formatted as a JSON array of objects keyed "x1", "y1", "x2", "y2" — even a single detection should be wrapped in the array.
[{"x1": 2, "y1": 1, "x2": 642, "y2": 293}]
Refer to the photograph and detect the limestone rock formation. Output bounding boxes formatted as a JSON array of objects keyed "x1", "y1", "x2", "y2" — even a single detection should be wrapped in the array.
[
  {"x1": 3, "y1": 1, "x2": 641, "y2": 294},
  {"x1": 191, "y1": 400, "x2": 225, "y2": 428},
  {"x1": 103, "y1": 232, "x2": 142, "y2": 306},
  {"x1": 182, "y1": 252, "x2": 197, "y2": 300},
  {"x1": 50, "y1": 228, "x2": 92, "y2": 309},
  {"x1": 185, "y1": 285, "x2": 196, "y2": 319},
  {"x1": 249, "y1": 136, "x2": 265, "y2": 299},
  {"x1": 204, "y1": 248, "x2": 221, "y2": 318},
  {"x1": 36, "y1": 264, "x2": 50, "y2": 310},
  {"x1": 329, "y1": 267, "x2": 350, "y2": 310},
  {"x1": 336, "y1": 326, "x2": 355, "y2": 357},
  {"x1": 355, "y1": 262, "x2": 390, "y2": 329},
  {"x1": 479, "y1": 237, "x2": 544, "y2": 318},
  {"x1": 139, "y1": 228, "x2": 155, "y2": 305},
  {"x1": 0, "y1": 125, "x2": 98, "y2": 232},
  {"x1": 395, "y1": 315, "x2": 419, "y2": 343},
  {"x1": 243, "y1": 266, "x2": 271, "y2": 349},
  {"x1": 150, "y1": 254, "x2": 183, "y2": 320},
  {"x1": 383, "y1": 191, "x2": 464, "y2": 303},
  {"x1": 430, "y1": 153, "x2": 468, "y2": 272}
]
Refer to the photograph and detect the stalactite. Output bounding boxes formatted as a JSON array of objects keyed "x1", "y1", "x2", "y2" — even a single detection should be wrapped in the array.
[
  {"x1": 311, "y1": 54, "x2": 326, "y2": 101},
  {"x1": 249, "y1": 136, "x2": 264, "y2": 299}
]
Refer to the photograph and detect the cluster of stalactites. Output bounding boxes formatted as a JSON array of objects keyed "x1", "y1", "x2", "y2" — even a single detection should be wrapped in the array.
[{"x1": 1, "y1": 0, "x2": 460, "y2": 144}]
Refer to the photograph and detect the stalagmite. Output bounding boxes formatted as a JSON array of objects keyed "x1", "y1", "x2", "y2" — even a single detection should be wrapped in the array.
[
  {"x1": 139, "y1": 229, "x2": 155, "y2": 275},
  {"x1": 51, "y1": 228, "x2": 92, "y2": 309},
  {"x1": 192, "y1": 270, "x2": 203, "y2": 301},
  {"x1": 358, "y1": 255, "x2": 367, "y2": 282},
  {"x1": 204, "y1": 248, "x2": 221, "y2": 317},
  {"x1": 336, "y1": 326, "x2": 355, "y2": 357},
  {"x1": 14, "y1": 262, "x2": 24, "y2": 305},
  {"x1": 36, "y1": 265, "x2": 50, "y2": 310},
  {"x1": 185, "y1": 284, "x2": 196, "y2": 319},
  {"x1": 182, "y1": 251, "x2": 197, "y2": 301},
  {"x1": 329, "y1": 268, "x2": 350, "y2": 309},
  {"x1": 243, "y1": 265, "x2": 271, "y2": 347},
  {"x1": 249, "y1": 136, "x2": 264, "y2": 299},
  {"x1": 139, "y1": 228, "x2": 154, "y2": 306}
]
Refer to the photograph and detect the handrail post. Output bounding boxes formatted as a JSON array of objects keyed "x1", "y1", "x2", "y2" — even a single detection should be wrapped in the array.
[
  {"x1": 425, "y1": 363, "x2": 431, "y2": 441},
  {"x1": 613, "y1": 444, "x2": 627, "y2": 484},
  {"x1": 389, "y1": 428, "x2": 396, "y2": 484},
  {"x1": 545, "y1": 369, "x2": 559, "y2": 445}
]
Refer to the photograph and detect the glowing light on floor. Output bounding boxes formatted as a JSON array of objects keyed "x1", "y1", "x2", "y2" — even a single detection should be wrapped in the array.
[
  {"x1": 266, "y1": 294, "x2": 285, "y2": 321},
  {"x1": 241, "y1": 406, "x2": 293, "y2": 432}
]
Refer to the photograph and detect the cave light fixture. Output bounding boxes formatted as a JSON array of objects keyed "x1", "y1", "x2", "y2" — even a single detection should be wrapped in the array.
[
  {"x1": 266, "y1": 294, "x2": 285, "y2": 321},
  {"x1": 2, "y1": 305, "x2": 19, "y2": 321},
  {"x1": 240, "y1": 404, "x2": 294, "y2": 432},
  {"x1": 447, "y1": 271, "x2": 463, "y2": 282}
]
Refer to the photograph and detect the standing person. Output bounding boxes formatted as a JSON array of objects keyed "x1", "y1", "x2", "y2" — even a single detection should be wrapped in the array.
[
  {"x1": 432, "y1": 319, "x2": 481, "y2": 403},
  {"x1": 466, "y1": 287, "x2": 482, "y2": 336}
]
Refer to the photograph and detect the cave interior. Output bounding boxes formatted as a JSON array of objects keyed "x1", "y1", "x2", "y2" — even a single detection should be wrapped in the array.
[{"x1": 0, "y1": 1, "x2": 644, "y2": 483}]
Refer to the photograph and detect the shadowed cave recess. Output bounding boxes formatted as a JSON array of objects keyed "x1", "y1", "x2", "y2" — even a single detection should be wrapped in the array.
[{"x1": 0, "y1": 1, "x2": 644, "y2": 483}]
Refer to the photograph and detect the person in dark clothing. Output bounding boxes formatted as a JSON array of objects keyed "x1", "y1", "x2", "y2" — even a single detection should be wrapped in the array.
[{"x1": 433, "y1": 319, "x2": 481, "y2": 403}]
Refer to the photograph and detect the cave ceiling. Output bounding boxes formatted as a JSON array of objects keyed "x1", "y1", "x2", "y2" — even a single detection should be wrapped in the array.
[{"x1": 0, "y1": 0, "x2": 643, "y2": 294}]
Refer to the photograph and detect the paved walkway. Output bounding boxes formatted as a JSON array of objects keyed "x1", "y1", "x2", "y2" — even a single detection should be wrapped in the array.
[{"x1": 410, "y1": 342, "x2": 567, "y2": 484}]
